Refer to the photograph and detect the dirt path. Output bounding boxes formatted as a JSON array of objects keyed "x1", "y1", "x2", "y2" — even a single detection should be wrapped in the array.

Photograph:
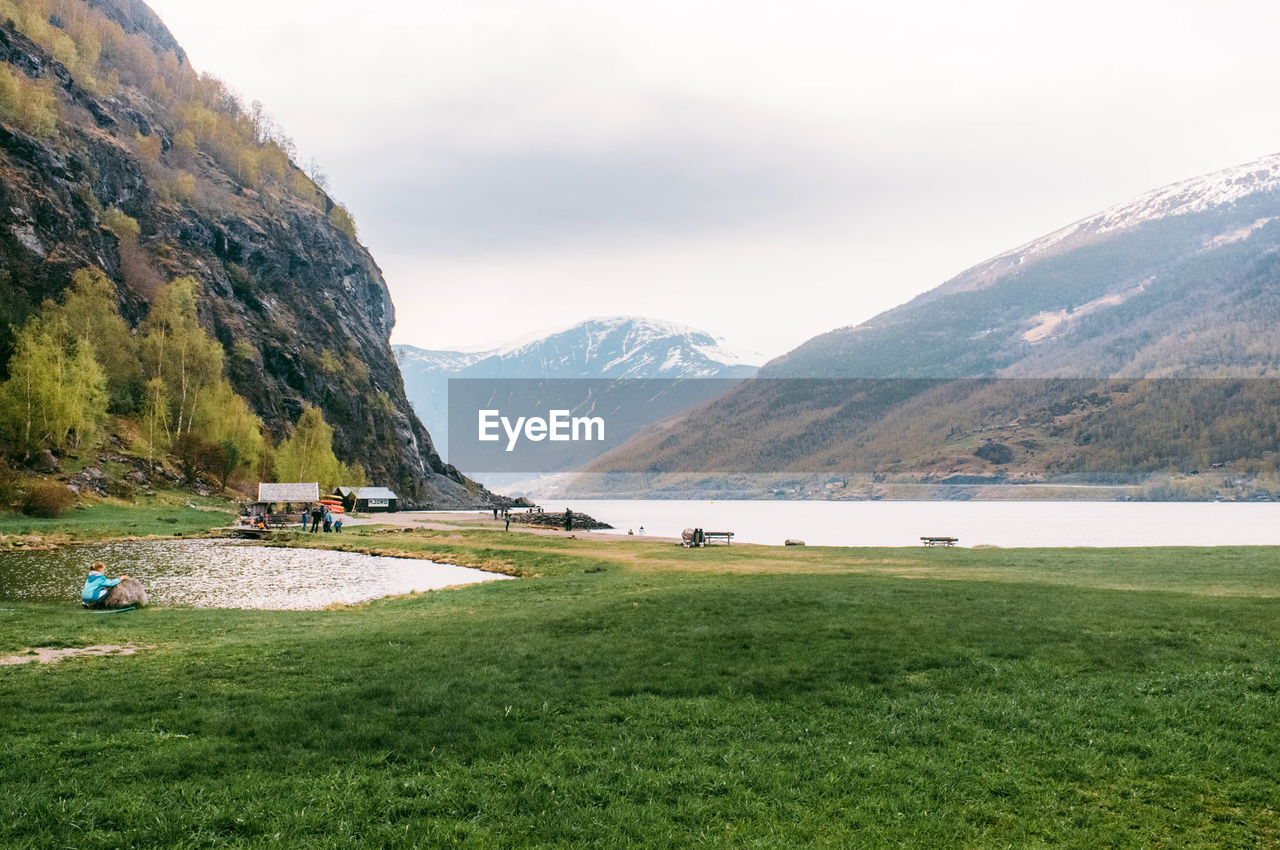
[
  {"x1": 0, "y1": 643, "x2": 152, "y2": 666},
  {"x1": 348, "y1": 511, "x2": 681, "y2": 543}
]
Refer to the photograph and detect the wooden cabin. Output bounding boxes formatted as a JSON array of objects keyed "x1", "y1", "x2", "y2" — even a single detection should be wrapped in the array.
[
  {"x1": 253, "y1": 482, "x2": 320, "y2": 524},
  {"x1": 336, "y1": 486, "x2": 400, "y2": 513}
]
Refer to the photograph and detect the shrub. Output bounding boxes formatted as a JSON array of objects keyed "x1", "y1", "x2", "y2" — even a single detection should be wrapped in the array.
[
  {"x1": 100, "y1": 207, "x2": 140, "y2": 240},
  {"x1": 105, "y1": 477, "x2": 137, "y2": 500},
  {"x1": 328, "y1": 204, "x2": 358, "y2": 241},
  {"x1": 0, "y1": 459, "x2": 22, "y2": 510},
  {"x1": 20, "y1": 482, "x2": 75, "y2": 517}
]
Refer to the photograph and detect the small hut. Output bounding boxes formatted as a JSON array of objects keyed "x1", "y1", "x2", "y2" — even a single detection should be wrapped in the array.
[
  {"x1": 254, "y1": 482, "x2": 320, "y2": 523},
  {"x1": 352, "y1": 486, "x2": 399, "y2": 513}
]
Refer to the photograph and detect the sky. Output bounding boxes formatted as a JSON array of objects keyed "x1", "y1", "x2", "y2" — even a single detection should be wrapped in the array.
[{"x1": 146, "y1": 0, "x2": 1280, "y2": 361}]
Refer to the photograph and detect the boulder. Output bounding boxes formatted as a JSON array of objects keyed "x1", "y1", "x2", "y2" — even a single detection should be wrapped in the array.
[{"x1": 102, "y1": 577, "x2": 148, "y2": 609}]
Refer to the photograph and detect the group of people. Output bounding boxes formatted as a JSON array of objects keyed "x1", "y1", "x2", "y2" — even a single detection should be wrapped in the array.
[{"x1": 305, "y1": 504, "x2": 342, "y2": 533}]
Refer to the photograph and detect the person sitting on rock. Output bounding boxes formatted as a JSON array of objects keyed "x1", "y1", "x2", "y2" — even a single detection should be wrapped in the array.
[{"x1": 81, "y1": 562, "x2": 129, "y2": 609}]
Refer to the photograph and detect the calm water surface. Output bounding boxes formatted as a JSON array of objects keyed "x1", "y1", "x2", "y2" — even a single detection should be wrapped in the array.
[
  {"x1": 530, "y1": 499, "x2": 1280, "y2": 547},
  {"x1": 0, "y1": 539, "x2": 512, "y2": 609}
]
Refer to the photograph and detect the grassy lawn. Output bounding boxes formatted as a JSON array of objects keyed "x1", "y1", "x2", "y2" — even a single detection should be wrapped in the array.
[
  {"x1": 0, "y1": 491, "x2": 236, "y2": 542},
  {"x1": 2, "y1": 529, "x2": 1279, "y2": 847}
]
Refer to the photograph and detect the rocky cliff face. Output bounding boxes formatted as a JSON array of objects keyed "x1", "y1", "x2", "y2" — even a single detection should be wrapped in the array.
[{"x1": 0, "y1": 4, "x2": 483, "y2": 506}]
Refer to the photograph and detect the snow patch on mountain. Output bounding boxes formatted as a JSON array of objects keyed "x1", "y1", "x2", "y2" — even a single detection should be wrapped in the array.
[
  {"x1": 394, "y1": 347, "x2": 490, "y2": 372},
  {"x1": 928, "y1": 152, "x2": 1280, "y2": 300},
  {"x1": 1021, "y1": 153, "x2": 1280, "y2": 257},
  {"x1": 398, "y1": 316, "x2": 762, "y2": 379},
  {"x1": 1021, "y1": 277, "x2": 1154, "y2": 344}
]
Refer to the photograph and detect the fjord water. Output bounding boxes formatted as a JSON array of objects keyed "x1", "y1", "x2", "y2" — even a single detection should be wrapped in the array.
[
  {"x1": 0, "y1": 540, "x2": 511, "y2": 609},
  {"x1": 536, "y1": 499, "x2": 1280, "y2": 547}
]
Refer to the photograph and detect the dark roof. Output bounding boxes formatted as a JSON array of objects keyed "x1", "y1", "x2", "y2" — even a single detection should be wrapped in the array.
[{"x1": 356, "y1": 487, "x2": 399, "y2": 500}]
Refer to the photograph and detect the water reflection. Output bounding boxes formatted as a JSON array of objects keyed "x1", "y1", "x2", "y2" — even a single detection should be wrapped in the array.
[{"x1": 0, "y1": 539, "x2": 512, "y2": 609}]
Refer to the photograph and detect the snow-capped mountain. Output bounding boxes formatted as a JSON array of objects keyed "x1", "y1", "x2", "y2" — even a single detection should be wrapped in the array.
[
  {"x1": 404, "y1": 316, "x2": 760, "y2": 380},
  {"x1": 766, "y1": 150, "x2": 1280, "y2": 380},
  {"x1": 394, "y1": 317, "x2": 760, "y2": 463},
  {"x1": 903, "y1": 151, "x2": 1280, "y2": 304},
  {"x1": 392, "y1": 348, "x2": 490, "y2": 374},
  {"x1": 590, "y1": 152, "x2": 1280, "y2": 492}
]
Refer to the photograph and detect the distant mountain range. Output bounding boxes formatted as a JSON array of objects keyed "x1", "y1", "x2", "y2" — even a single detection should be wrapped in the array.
[
  {"x1": 394, "y1": 316, "x2": 760, "y2": 463},
  {"x1": 589, "y1": 153, "x2": 1280, "y2": 499}
]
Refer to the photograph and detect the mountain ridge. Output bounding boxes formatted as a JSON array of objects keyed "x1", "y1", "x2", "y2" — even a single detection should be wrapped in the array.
[
  {"x1": 590, "y1": 152, "x2": 1280, "y2": 497},
  {"x1": 396, "y1": 316, "x2": 759, "y2": 464}
]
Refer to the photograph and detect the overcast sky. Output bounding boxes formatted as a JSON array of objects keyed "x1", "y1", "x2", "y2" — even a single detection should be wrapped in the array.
[{"x1": 147, "y1": 0, "x2": 1280, "y2": 360}]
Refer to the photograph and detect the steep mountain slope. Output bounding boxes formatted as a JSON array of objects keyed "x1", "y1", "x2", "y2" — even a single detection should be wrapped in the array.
[
  {"x1": 395, "y1": 316, "x2": 759, "y2": 462},
  {"x1": 0, "y1": 0, "x2": 480, "y2": 504},
  {"x1": 592, "y1": 154, "x2": 1280, "y2": 491},
  {"x1": 769, "y1": 154, "x2": 1280, "y2": 381}
]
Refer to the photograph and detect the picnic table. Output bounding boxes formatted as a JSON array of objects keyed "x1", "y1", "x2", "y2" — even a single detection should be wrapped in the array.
[{"x1": 920, "y1": 536, "x2": 959, "y2": 547}]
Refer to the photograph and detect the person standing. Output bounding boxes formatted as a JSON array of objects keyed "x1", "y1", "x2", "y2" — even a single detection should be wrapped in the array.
[
  {"x1": 310, "y1": 504, "x2": 323, "y2": 533},
  {"x1": 564, "y1": 509, "x2": 573, "y2": 532}
]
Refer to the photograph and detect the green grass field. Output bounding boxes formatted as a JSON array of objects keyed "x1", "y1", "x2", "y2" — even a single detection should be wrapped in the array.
[
  {"x1": 0, "y1": 491, "x2": 235, "y2": 541},
  {"x1": 2, "y1": 528, "x2": 1279, "y2": 847}
]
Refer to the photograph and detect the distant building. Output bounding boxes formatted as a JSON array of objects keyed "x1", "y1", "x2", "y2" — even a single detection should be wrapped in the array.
[{"x1": 335, "y1": 486, "x2": 400, "y2": 513}]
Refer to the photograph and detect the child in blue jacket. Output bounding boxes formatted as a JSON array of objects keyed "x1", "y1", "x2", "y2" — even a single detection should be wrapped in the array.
[{"x1": 81, "y1": 562, "x2": 129, "y2": 608}]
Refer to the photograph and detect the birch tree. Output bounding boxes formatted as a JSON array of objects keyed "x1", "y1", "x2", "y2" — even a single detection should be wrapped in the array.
[{"x1": 139, "y1": 277, "x2": 224, "y2": 438}]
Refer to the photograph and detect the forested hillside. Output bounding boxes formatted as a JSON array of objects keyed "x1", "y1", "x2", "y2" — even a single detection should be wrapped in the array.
[{"x1": 0, "y1": 0, "x2": 484, "y2": 505}]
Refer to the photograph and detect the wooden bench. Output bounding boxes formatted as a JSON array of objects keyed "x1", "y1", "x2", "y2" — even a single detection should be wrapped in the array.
[
  {"x1": 920, "y1": 536, "x2": 959, "y2": 547},
  {"x1": 682, "y1": 528, "x2": 735, "y2": 546}
]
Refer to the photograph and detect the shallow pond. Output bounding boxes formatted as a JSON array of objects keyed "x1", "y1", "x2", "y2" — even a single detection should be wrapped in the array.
[{"x1": 0, "y1": 539, "x2": 512, "y2": 609}]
